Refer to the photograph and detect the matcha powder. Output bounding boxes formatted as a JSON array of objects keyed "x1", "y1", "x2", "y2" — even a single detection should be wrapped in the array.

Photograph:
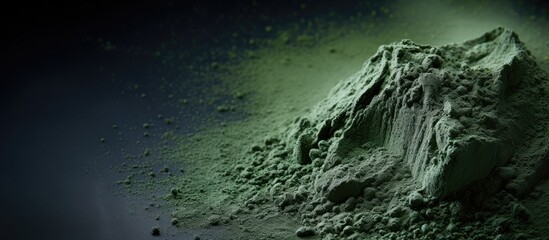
[{"x1": 160, "y1": 28, "x2": 549, "y2": 240}]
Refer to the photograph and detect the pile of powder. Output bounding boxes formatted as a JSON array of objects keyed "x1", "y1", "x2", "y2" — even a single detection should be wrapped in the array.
[{"x1": 227, "y1": 28, "x2": 549, "y2": 239}]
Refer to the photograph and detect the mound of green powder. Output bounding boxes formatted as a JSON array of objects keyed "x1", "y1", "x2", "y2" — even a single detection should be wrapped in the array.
[{"x1": 226, "y1": 28, "x2": 549, "y2": 239}]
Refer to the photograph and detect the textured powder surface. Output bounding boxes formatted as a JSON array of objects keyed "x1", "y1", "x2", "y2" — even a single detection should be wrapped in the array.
[
  {"x1": 290, "y1": 27, "x2": 546, "y2": 199},
  {"x1": 224, "y1": 28, "x2": 549, "y2": 239}
]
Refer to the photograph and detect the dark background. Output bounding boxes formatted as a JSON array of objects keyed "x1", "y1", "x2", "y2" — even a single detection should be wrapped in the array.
[{"x1": 2, "y1": 1, "x2": 380, "y2": 239}]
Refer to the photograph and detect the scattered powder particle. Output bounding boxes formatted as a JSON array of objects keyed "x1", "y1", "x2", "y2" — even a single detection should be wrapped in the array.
[
  {"x1": 295, "y1": 226, "x2": 315, "y2": 238},
  {"x1": 164, "y1": 118, "x2": 174, "y2": 125},
  {"x1": 151, "y1": 226, "x2": 160, "y2": 236},
  {"x1": 207, "y1": 215, "x2": 221, "y2": 226},
  {"x1": 171, "y1": 218, "x2": 179, "y2": 225},
  {"x1": 217, "y1": 105, "x2": 229, "y2": 112}
]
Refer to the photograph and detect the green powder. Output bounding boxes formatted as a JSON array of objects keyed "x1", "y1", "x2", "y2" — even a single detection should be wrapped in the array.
[
  {"x1": 159, "y1": 28, "x2": 549, "y2": 239},
  {"x1": 116, "y1": 1, "x2": 549, "y2": 239}
]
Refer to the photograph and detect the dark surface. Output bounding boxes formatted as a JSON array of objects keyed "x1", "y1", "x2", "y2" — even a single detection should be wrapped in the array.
[
  {"x1": 0, "y1": 1, "x2": 232, "y2": 240},
  {"x1": 0, "y1": 43, "x2": 194, "y2": 240}
]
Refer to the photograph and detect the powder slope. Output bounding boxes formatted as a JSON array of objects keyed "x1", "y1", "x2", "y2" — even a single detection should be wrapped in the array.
[
  {"x1": 291, "y1": 27, "x2": 545, "y2": 199},
  {"x1": 227, "y1": 27, "x2": 549, "y2": 239}
]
